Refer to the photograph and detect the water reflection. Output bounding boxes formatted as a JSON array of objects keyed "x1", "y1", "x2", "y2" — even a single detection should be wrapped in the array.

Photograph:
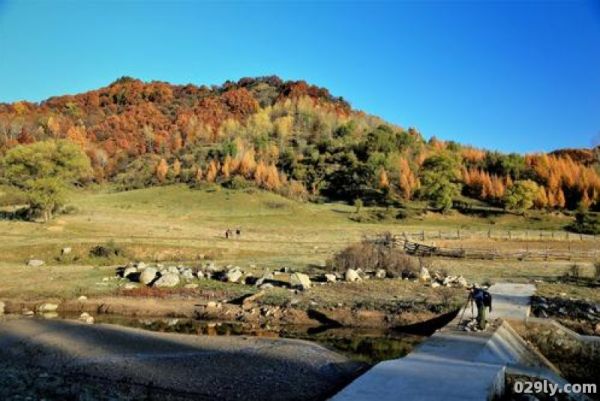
[{"x1": 61, "y1": 314, "x2": 425, "y2": 364}]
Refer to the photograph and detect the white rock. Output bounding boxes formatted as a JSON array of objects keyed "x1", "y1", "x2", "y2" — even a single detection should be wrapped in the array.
[
  {"x1": 36, "y1": 303, "x2": 59, "y2": 313},
  {"x1": 290, "y1": 272, "x2": 311, "y2": 290},
  {"x1": 431, "y1": 282, "x2": 440, "y2": 288},
  {"x1": 139, "y1": 267, "x2": 158, "y2": 285},
  {"x1": 181, "y1": 269, "x2": 195, "y2": 280},
  {"x1": 375, "y1": 269, "x2": 387, "y2": 279},
  {"x1": 79, "y1": 312, "x2": 94, "y2": 324},
  {"x1": 154, "y1": 272, "x2": 180, "y2": 288},
  {"x1": 225, "y1": 268, "x2": 243, "y2": 283},
  {"x1": 345, "y1": 269, "x2": 361, "y2": 282},
  {"x1": 324, "y1": 273, "x2": 337, "y2": 283},
  {"x1": 419, "y1": 267, "x2": 431, "y2": 282},
  {"x1": 78, "y1": 295, "x2": 88, "y2": 302},
  {"x1": 184, "y1": 283, "x2": 199, "y2": 289},
  {"x1": 136, "y1": 261, "x2": 147, "y2": 270},
  {"x1": 27, "y1": 259, "x2": 45, "y2": 267},
  {"x1": 123, "y1": 283, "x2": 139, "y2": 290},
  {"x1": 167, "y1": 266, "x2": 179, "y2": 274},
  {"x1": 456, "y1": 276, "x2": 468, "y2": 287},
  {"x1": 61, "y1": 247, "x2": 72, "y2": 255},
  {"x1": 196, "y1": 271, "x2": 205, "y2": 279}
]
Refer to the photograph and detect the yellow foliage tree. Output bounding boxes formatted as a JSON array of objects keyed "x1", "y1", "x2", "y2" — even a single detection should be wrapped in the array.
[{"x1": 156, "y1": 158, "x2": 168, "y2": 182}]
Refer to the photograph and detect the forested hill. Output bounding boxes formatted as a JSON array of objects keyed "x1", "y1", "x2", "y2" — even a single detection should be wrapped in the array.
[{"x1": 1, "y1": 76, "x2": 599, "y2": 212}]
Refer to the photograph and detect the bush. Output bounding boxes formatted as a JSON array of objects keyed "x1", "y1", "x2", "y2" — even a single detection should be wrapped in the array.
[
  {"x1": 567, "y1": 211, "x2": 600, "y2": 235},
  {"x1": 223, "y1": 175, "x2": 254, "y2": 190},
  {"x1": 331, "y1": 234, "x2": 418, "y2": 278},
  {"x1": 89, "y1": 240, "x2": 125, "y2": 258}
]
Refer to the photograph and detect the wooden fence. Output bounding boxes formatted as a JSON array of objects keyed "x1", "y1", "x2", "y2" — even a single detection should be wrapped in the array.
[
  {"x1": 400, "y1": 229, "x2": 597, "y2": 242},
  {"x1": 367, "y1": 234, "x2": 599, "y2": 261}
]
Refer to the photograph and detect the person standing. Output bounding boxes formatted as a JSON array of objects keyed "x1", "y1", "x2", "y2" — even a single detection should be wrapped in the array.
[{"x1": 470, "y1": 285, "x2": 492, "y2": 330}]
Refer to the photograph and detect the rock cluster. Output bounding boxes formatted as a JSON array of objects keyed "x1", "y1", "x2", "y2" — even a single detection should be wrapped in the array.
[
  {"x1": 418, "y1": 267, "x2": 469, "y2": 289},
  {"x1": 115, "y1": 261, "x2": 460, "y2": 294}
]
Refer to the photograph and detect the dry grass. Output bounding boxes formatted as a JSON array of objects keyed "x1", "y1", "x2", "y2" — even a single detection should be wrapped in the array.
[{"x1": 0, "y1": 185, "x2": 598, "y2": 305}]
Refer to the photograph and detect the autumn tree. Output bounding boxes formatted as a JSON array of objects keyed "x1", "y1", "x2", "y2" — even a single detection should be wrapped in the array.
[
  {"x1": 156, "y1": 158, "x2": 168, "y2": 182},
  {"x1": 0, "y1": 140, "x2": 91, "y2": 221},
  {"x1": 503, "y1": 180, "x2": 540, "y2": 214}
]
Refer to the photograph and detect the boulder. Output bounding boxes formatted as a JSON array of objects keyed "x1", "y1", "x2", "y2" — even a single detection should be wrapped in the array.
[
  {"x1": 324, "y1": 273, "x2": 337, "y2": 283},
  {"x1": 442, "y1": 276, "x2": 455, "y2": 286},
  {"x1": 419, "y1": 267, "x2": 431, "y2": 282},
  {"x1": 225, "y1": 268, "x2": 243, "y2": 283},
  {"x1": 431, "y1": 282, "x2": 440, "y2": 288},
  {"x1": 77, "y1": 295, "x2": 88, "y2": 302},
  {"x1": 456, "y1": 276, "x2": 468, "y2": 288},
  {"x1": 196, "y1": 271, "x2": 205, "y2": 279},
  {"x1": 290, "y1": 273, "x2": 311, "y2": 290},
  {"x1": 167, "y1": 266, "x2": 179, "y2": 274},
  {"x1": 181, "y1": 268, "x2": 195, "y2": 280},
  {"x1": 79, "y1": 312, "x2": 94, "y2": 324},
  {"x1": 36, "y1": 303, "x2": 59, "y2": 313},
  {"x1": 61, "y1": 247, "x2": 72, "y2": 255},
  {"x1": 139, "y1": 267, "x2": 158, "y2": 285},
  {"x1": 136, "y1": 261, "x2": 147, "y2": 270},
  {"x1": 27, "y1": 259, "x2": 45, "y2": 267},
  {"x1": 375, "y1": 269, "x2": 387, "y2": 279},
  {"x1": 255, "y1": 272, "x2": 274, "y2": 287},
  {"x1": 154, "y1": 273, "x2": 180, "y2": 288},
  {"x1": 345, "y1": 269, "x2": 361, "y2": 282},
  {"x1": 122, "y1": 266, "x2": 137, "y2": 279}
]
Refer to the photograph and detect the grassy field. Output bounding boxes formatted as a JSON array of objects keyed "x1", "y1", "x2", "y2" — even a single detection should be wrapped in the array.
[{"x1": 0, "y1": 184, "x2": 598, "y2": 305}]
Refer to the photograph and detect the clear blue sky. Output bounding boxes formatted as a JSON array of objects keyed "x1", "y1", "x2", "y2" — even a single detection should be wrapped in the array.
[{"x1": 0, "y1": 0, "x2": 599, "y2": 153}]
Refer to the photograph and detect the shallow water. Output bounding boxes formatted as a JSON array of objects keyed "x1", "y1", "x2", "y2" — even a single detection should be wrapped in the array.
[{"x1": 59, "y1": 313, "x2": 426, "y2": 364}]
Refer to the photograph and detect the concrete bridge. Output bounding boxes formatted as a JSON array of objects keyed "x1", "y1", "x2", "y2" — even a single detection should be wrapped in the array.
[{"x1": 330, "y1": 283, "x2": 569, "y2": 401}]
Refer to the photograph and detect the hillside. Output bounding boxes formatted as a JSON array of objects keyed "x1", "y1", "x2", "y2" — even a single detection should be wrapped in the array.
[{"x1": 1, "y1": 76, "x2": 599, "y2": 212}]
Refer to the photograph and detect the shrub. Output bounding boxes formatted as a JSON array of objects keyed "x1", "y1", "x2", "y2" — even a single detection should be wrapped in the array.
[
  {"x1": 567, "y1": 211, "x2": 600, "y2": 235},
  {"x1": 89, "y1": 240, "x2": 125, "y2": 258},
  {"x1": 566, "y1": 264, "x2": 582, "y2": 280},
  {"x1": 331, "y1": 234, "x2": 418, "y2": 278},
  {"x1": 223, "y1": 175, "x2": 253, "y2": 190}
]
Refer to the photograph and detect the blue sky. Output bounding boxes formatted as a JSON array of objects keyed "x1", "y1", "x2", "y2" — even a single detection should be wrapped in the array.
[{"x1": 0, "y1": 0, "x2": 599, "y2": 153}]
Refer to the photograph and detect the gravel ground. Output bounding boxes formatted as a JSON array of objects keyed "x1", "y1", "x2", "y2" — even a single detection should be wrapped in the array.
[{"x1": 0, "y1": 317, "x2": 365, "y2": 401}]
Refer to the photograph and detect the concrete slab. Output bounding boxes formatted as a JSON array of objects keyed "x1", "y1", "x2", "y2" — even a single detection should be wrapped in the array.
[
  {"x1": 487, "y1": 283, "x2": 536, "y2": 320},
  {"x1": 331, "y1": 282, "x2": 539, "y2": 401}
]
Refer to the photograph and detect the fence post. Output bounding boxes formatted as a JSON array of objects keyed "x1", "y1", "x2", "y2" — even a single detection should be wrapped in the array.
[
  {"x1": 488, "y1": 228, "x2": 491, "y2": 239},
  {"x1": 421, "y1": 230, "x2": 425, "y2": 242},
  {"x1": 457, "y1": 229, "x2": 461, "y2": 240}
]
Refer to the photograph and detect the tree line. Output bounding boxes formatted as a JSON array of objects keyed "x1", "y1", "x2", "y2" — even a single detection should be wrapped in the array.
[{"x1": 0, "y1": 76, "x2": 599, "y2": 221}]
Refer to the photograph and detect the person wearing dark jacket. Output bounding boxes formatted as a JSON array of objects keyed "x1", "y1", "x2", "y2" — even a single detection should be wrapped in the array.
[{"x1": 470, "y1": 286, "x2": 492, "y2": 330}]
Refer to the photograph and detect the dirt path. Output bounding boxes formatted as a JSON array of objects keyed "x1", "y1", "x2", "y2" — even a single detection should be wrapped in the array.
[{"x1": 0, "y1": 317, "x2": 364, "y2": 401}]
